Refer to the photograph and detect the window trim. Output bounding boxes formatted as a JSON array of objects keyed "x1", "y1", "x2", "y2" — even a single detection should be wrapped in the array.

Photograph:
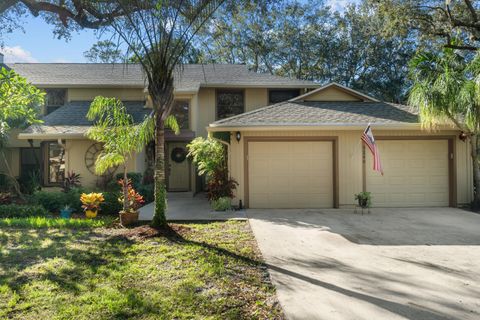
[
  {"x1": 215, "y1": 89, "x2": 245, "y2": 120},
  {"x1": 267, "y1": 88, "x2": 301, "y2": 104}
]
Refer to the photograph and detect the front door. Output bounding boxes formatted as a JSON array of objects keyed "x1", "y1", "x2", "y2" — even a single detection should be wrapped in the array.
[{"x1": 167, "y1": 142, "x2": 190, "y2": 191}]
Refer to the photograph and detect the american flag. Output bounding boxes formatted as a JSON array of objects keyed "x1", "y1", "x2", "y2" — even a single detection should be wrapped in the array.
[{"x1": 362, "y1": 125, "x2": 383, "y2": 175}]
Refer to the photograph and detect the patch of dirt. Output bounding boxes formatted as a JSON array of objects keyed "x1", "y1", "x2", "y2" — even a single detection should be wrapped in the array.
[{"x1": 103, "y1": 223, "x2": 192, "y2": 240}]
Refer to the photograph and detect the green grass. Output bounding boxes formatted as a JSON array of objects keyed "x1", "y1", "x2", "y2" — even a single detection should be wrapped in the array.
[
  {"x1": 0, "y1": 219, "x2": 283, "y2": 319},
  {"x1": 0, "y1": 217, "x2": 114, "y2": 229}
]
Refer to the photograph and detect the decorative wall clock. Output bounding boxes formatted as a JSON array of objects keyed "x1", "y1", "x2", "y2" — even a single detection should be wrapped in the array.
[{"x1": 84, "y1": 143, "x2": 117, "y2": 175}]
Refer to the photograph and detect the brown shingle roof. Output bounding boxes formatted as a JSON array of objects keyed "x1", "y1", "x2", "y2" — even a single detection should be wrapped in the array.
[
  {"x1": 210, "y1": 101, "x2": 419, "y2": 128},
  {"x1": 8, "y1": 63, "x2": 318, "y2": 92}
]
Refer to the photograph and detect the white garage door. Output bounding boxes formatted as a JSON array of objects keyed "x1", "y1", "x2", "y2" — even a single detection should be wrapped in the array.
[
  {"x1": 248, "y1": 141, "x2": 334, "y2": 208},
  {"x1": 366, "y1": 140, "x2": 450, "y2": 207}
]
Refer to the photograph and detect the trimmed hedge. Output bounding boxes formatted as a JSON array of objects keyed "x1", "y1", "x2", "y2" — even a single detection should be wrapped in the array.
[
  {"x1": 0, "y1": 204, "x2": 49, "y2": 218},
  {"x1": 31, "y1": 188, "x2": 87, "y2": 213}
]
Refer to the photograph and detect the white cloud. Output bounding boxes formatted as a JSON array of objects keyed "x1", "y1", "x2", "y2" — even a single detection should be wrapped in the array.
[
  {"x1": 327, "y1": 0, "x2": 357, "y2": 12},
  {"x1": 1, "y1": 46, "x2": 38, "y2": 63}
]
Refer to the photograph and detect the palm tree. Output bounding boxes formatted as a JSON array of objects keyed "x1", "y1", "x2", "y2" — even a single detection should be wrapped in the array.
[
  {"x1": 409, "y1": 47, "x2": 480, "y2": 208},
  {"x1": 86, "y1": 97, "x2": 155, "y2": 213},
  {"x1": 107, "y1": 0, "x2": 225, "y2": 227}
]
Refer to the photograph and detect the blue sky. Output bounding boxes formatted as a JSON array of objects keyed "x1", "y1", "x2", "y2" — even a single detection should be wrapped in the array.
[{"x1": 1, "y1": 0, "x2": 355, "y2": 63}]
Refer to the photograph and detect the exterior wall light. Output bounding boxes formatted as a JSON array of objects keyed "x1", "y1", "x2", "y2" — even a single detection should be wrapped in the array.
[{"x1": 235, "y1": 131, "x2": 241, "y2": 142}]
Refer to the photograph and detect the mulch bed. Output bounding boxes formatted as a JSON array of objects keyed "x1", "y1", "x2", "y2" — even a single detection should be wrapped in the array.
[{"x1": 103, "y1": 223, "x2": 192, "y2": 240}]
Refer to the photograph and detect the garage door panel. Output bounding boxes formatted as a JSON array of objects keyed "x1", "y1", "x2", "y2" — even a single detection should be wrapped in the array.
[
  {"x1": 248, "y1": 141, "x2": 333, "y2": 209},
  {"x1": 366, "y1": 140, "x2": 449, "y2": 207}
]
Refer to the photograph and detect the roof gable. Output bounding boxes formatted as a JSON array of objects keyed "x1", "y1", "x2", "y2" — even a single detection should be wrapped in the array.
[{"x1": 292, "y1": 82, "x2": 378, "y2": 103}]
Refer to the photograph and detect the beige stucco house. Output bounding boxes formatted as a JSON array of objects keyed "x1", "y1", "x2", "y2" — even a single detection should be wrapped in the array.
[
  {"x1": 208, "y1": 83, "x2": 473, "y2": 209},
  {"x1": 0, "y1": 61, "x2": 317, "y2": 193},
  {"x1": 1, "y1": 57, "x2": 473, "y2": 209}
]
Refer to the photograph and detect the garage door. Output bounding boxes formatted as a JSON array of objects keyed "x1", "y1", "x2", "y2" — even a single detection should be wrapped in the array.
[
  {"x1": 366, "y1": 140, "x2": 450, "y2": 207},
  {"x1": 248, "y1": 141, "x2": 334, "y2": 208}
]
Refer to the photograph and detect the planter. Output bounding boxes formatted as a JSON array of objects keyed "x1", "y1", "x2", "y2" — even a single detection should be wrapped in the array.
[
  {"x1": 85, "y1": 209, "x2": 98, "y2": 219},
  {"x1": 120, "y1": 211, "x2": 139, "y2": 226},
  {"x1": 358, "y1": 198, "x2": 369, "y2": 208},
  {"x1": 60, "y1": 209, "x2": 72, "y2": 219}
]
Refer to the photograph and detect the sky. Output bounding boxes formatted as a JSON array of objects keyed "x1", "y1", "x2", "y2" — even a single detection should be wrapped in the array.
[{"x1": 1, "y1": 0, "x2": 356, "y2": 63}]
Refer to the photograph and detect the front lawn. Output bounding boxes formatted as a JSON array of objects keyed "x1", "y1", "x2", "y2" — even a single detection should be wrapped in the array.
[{"x1": 0, "y1": 219, "x2": 283, "y2": 319}]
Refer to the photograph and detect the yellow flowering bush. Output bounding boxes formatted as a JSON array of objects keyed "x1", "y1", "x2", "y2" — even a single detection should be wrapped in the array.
[{"x1": 80, "y1": 193, "x2": 105, "y2": 211}]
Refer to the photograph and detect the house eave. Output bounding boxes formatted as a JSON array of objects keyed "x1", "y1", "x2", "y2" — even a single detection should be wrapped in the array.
[
  {"x1": 207, "y1": 123, "x2": 459, "y2": 132},
  {"x1": 17, "y1": 132, "x2": 87, "y2": 140}
]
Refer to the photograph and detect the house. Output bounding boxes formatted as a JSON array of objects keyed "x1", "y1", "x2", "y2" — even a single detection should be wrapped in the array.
[
  {"x1": 208, "y1": 83, "x2": 473, "y2": 209},
  {"x1": 0, "y1": 59, "x2": 317, "y2": 193},
  {"x1": 1, "y1": 55, "x2": 473, "y2": 209}
]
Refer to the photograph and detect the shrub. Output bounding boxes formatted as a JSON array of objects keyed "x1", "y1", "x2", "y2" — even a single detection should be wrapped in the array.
[
  {"x1": 100, "y1": 191, "x2": 122, "y2": 215},
  {"x1": 115, "y1": 172, "x2": 142, "y2": 189},
  {"x1": 64, "y1": 188, "x2": 87, "y2": 213},
  {"x1": 187, "y1": 138, "x2": 238, "y2": 201},
  {"x1": 32, "y1": 191, "x2": 66, "y2": 213},
  {"x1": 137, "y1": 183, "x2": 154, "y2": 203},
  {"x1": 63, "y1": 171, "x2": 81, "y2": 192},
  {"x1": 18, "y1": 170, "x2": 42, "y2": 195},
  {"x1": 118, "y1": 179, "x2": 145, "y2": 213},
  {"x1": 211, "y1": 197, "x2": 232, "y2": 211},
  {"x1": 206, "y1": 170, "x2": 238, "y2": 201},
  {"x1": 0, "y1": 204, "x2": 49, "y2": 218}
]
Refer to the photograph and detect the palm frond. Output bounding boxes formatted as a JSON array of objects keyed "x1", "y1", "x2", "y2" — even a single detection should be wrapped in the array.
[{"x1": 164, "y1": 114, "x2": 180, "y2": 134}]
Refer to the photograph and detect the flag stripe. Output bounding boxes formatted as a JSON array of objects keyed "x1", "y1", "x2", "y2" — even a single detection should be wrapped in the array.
[{"x1": 362, "y1": 125, "x2": 383, "y2": 175}]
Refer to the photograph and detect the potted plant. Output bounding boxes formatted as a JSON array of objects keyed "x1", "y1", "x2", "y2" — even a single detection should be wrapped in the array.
[
  {"x1": 118, "y1": 179, "x2": 145, "y2": 226},
  {"x1": 60, "y1": 205, "x2": 73, "y2": 219},
  {"x1": 80, "y1": 192, "x2": 105, "y2": 218},
  {"x1": 355, "y1": 191, "x2": 372, "y2": 209}
]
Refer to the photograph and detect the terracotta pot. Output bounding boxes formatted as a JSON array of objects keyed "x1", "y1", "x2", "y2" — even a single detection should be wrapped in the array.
[
  {"x1": 120, "y1": 211, "x2": 139, "y2": 226},
  {"x1": 85, "y1": 209, "x2": 98, "y2": 219}
]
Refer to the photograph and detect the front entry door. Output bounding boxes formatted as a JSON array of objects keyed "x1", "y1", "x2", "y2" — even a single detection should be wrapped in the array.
[{"x1": 167, "y1": 142, "x2": 190, "y2": 191}]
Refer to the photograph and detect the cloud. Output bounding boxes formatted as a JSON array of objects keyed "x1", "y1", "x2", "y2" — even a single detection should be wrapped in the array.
[
  {"x1": 1, "y1": 46, "x2": 38, "y2": 63},
  {"x1": 327, "y1": 0, "x2": 357, "y2": 12}
]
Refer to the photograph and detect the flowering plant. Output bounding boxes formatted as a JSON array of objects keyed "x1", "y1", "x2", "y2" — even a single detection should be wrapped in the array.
[
  {"x1": 118, "y1": 179, "x2": 145, "y2": 213},
  {"x1": 80, "y1": 192, "x2": 105, "y2": 211}
]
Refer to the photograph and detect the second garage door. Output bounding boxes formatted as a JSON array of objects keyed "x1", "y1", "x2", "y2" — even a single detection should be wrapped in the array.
[
  {"x1": 366, "y1": 139, "x2": 450, "y2": 207},
  {"x1": 247, "y1": 141, "x2": 334, "y2": 208}
]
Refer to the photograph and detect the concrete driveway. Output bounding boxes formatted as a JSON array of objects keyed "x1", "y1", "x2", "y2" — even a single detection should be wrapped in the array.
[{"x1": 248, "y1": 208, "x2": 480, "y2": 320}]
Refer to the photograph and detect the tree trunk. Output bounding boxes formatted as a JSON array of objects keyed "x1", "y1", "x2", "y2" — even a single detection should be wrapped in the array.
[
  {"x1": 152, "y1": 117, "x2": 167, "y2": 227},
  {"x1": 470, "y1": 134, "x2": 480, "y2": 210},
  {"x1": 123, "y1": 165, "x2": 129, "y2": 213}
]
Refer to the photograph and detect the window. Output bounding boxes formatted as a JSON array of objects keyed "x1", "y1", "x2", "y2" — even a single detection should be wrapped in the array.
[
  {"x1": 269, "y1": 89, "x2": 301, "y2": 104},
  {"x1": 46, "y1": 142, "x2": 65, "y2": 184},
  {"x1": 216, "y1": 90, "x2": 244, "y2": 120},
  {"x1": 45, "y1": 89, "x2": 67, "y2": 114},
  {"x1": 171, "y1": 100, "x2": 189, "y2": 129},
  {"x1": 20, "y1": 148, "x2": 41, "y2": 179}
]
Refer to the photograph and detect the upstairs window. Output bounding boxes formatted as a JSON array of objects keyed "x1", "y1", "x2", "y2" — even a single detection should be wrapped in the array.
[
  {"x1": 45, "y1": 89, "x2": 67, "y2": 114},
  {"x1": 269, "y1": 89, "x2": 300, "y2": 104},
  {"x1": 171, "y1": 100, "x2": 189, "y2": 129},
  {"x1": 217, "y1": 90, "x2": 244, "y2": 120}
]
